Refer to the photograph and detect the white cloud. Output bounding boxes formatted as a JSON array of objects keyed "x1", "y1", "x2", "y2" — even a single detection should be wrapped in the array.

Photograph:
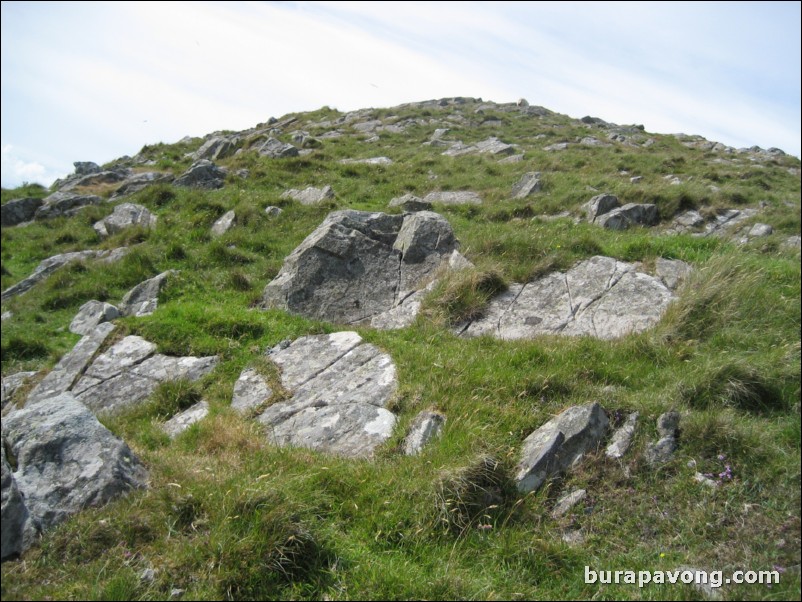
[{"x1": 1, "y1": 144, "x2": 65, "y2": 188}]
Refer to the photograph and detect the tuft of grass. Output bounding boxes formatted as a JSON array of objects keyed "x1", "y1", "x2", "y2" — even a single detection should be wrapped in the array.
[
  {"x1": 676, "y1": 361, "x2": 783, "y2": 413},
  {"x1": 420, "y1": 266, "x2": 507, "y2": 326}
]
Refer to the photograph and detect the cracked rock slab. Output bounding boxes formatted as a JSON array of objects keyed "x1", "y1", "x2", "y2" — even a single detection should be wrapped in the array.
[
  {"x1": 256, "y1": 332, "x2": 397, "y2": 457},
  {"x1": 232, "y1": 367, "x2": 273, "y2": 414},
  {"x1": 460, "y1": 256, "x2": 675, "y2": 340},
  {"x1": 69, "y1": 300, "x2": 120, "y2": 335},
  {"x1": 262, "y1": 210, "x2": 458, "y2": 325}
]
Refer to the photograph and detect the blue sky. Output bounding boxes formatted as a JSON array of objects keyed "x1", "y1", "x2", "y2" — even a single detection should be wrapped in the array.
[{"x1": 2, "y1": 1, "x2": 800, "y2": 188}]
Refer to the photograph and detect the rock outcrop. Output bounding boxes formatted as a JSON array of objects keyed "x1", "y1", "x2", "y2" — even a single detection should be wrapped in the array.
[
  {"x1": 173, "y1": 160, "x2": 226, "y2": 189},
  {"x1": 459, "y1": 256, "x2": 679, "y2": 340},
  {"x1": 119, "y1": 271, "x2": 173, "y2": 317},
  {"x1": 262, "y1": 210, "x2": 462, "y2": 325},
  {"x1": 256, "y1": 332, "x2": 397, "y2": 457},
  {"x1": 1, "y1": 197, "x2": 44, "y2": 227},
  {"x1": 280, "y1": 185, "x2": 334, "y2": 205},
  {"x1": 93, "y1": 203, "x2": 157, "y2": 237},
  {"x1": 1, "y1": 393, "x2": 148, "y2": 560},
  {"x1": 34, "y1": 192, "x2": 103, "y2": 221},
  {"x1": 69, "y1": 300, "x2": 120, "y2": 335}
]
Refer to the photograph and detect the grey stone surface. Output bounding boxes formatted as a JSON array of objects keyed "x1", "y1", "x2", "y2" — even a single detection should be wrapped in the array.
[
  {"x1": 257, "y1": 137, "x2": 299, "y2": 158},
  {"x1": 194, "y1": 136, "x2": 239, "y2": 161},
  {"x1": 340, "y1": 157, "x2": 393, "y2": 165},
  {"x1": 605, "y1": 411, "x2": 639, "y2": 459},
  {"x1": 511, "y1": 172, "x2": 542, "y2": 199},
  {"x1": 26, "y1": 323, "x2": 116, "y2": 405},
  {"x1": 423, "y1": 191, "x2": 482, "y2": 205},
  {"x1": 515, "y1": 402, "x2": 609, "y2": 492},
  {"x1": 403, "y1": 410, "x2": 446, "y2": 455},
  {"x1": 34, "y1": 192, "x2": 103, "y2": 220},
  {"x1": 461, "y1": 256, "x2": 676, "y2": 340},
  {"x1": 74, "y1": 161, "x2": 101, "y2": 175},
  {"x1": 596, "y1": 203, "x2": 659, "y2": 230},
  {"x1": 83, "y1": 336, "x2": 157, "y2": 381},
  {"x1": 173, "y1": 160, "x2": 227, "y2": 189},
  {"x1": 388, "y1": 194, "x2": 433, "y2": 212},
  {"x1": 231, "y1": 367, "x2": 272, "y2": 414},
  {"x1": 93, "y1": 203, "x2": 157, "y2": 238},
  {"x1": 211, "y1": 210, "x2": 236, "y2": 237},
  {"x1": 645, "y1": 411, "x2": 680, "y2": 465},
  {"x1": 120, "y1": 271, "x2": 173, "y2": 317},
  {"x1": 747, "y1": 223, "x2": 773, "y2": 238},
  {"x1": 257, "y1": 332, "x2": 397, "y2": 457},
  {"x1": 111, "y1": 172, "x2": 174, "y2": 199},
  {"x1": 1, "y1": 372, "x2": 36, "y2": 408},
  {"x1": 263, "y1": 210, "x2": 458, "y2": 324},
  {"x1": 551, "y1": 488, "x2": 587, "y2": 518},
  {"x1": 69, "y1": 300, "x2": 120, "y2": 335},
  {"x1": 2, "y1": 443, "x2": 33, "y2": 561},
  {"x1": 442, "y1": 137, "x2": 514, "y2": 157},
  {"x1": 543, "y1": 142, "x2": 569, "y2": 151},
  {"x1": 655, "y1": 258, "x2": 691, "y2": 291},
  {"x1": 264, "y1": 206, "x2": 283, "y2": 217},
  {"x1": 1, "y1": 197, "x2": 44, "y2": 227},
  {"x1": 584, "y1": 194, "x2": 620, "y2": 223},
  {"x1": 280, "y1": 185, "x2": 334, "y2": 205},
  {"x1": 162, "y1": 401, "x2": 209, "y2": 438},
  {"x1": 2, "y1": 250, "x2": 102, "y2": 301},
  {"x1": 1, "y1": 393, "x2": 148, "y2": 559}
]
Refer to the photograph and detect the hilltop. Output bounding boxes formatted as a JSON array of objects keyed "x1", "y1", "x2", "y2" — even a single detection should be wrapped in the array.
[{"x1": 1, "y1": 97, "x2": 800, "y2": 600}]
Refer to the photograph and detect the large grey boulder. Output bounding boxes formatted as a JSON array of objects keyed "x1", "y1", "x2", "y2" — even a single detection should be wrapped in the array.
[
  {"x1": 257, "y1": 137, "x2": 299, "y2": 158},
  {"x1": 111, "y1": 172, "x2": 174, "y2": 199},
  {"x1": 1, "y1": 393, "x2": 148, "y2": 560},
  {"x1": 74, "y1": 161, "x2": 101, "y2": 175},
  {"x1": 460, "y1": 256, "x2": 676, "y2": 340},
  {"x1": 1, "y1": 197, "x2": 44, "y2": 227},
  {"x1": 34, "y1": 192, "x2": 103, "y2": 220},
  {"x1": 119, "y1": 270, "x2": 173, "y2": 317},
  {"x1": 93, "y1": 203, "x2": 157, "y2": 237},
  {"x1": 404, "y1": 410, "x2": 446, "y2": 456},
  {"x1": 1, "y1": 248, "x2": 128, "y2": 301},
  {"x1": 596, "y1": 203, "x2": 659, "y2": 230},
  {"x1": 515, "y1": 402, "x2": 609, "y2": 492},
  {"x1": 173, "y1": 160, "x2": 226, "y2": 189},
  {"x1": 511, "y1": 172, "x2": 542, "y2": 199},
  {"x1": 256, "y1": 332, "x2": 397, "y2": 457},
  {"x1": 583, "y1": 194, "x2": 620, "y2": 223},
  {"x1": 26, "y1": 323, "x2": 117, "y2": 405},
  {"x1": 194, "y1": 136, "x2": 239, "y2": 161},
  {"x1": 423, "y1": 191, "x2": 482, "y2": 205},
  {"x1": 280, "y1": 185, "x2": 334, "y2": 205},
  {"x1": 69, "y1": 300, "x2": 120, "y2": 335},
  {"x1": 262, "y1": 210, "x2": 460, "y2": 325}
]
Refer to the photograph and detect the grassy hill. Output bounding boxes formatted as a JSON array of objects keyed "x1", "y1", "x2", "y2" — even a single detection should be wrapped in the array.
[{"x1": 1, "y1": 98, "x2": 800, "y2": 600}]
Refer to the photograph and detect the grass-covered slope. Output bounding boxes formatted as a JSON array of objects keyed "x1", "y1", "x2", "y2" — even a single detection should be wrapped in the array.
[{"x1": 1, "y1": 98, "x2": 800, "y2": 600}]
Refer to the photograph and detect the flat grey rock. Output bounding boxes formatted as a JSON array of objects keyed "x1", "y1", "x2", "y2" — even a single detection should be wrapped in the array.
[
  {"x1": 263, "y1": 210, "x2": 458, "y2": 325},
  {"x1": 111, "y1": 172, "x2": 174, "y2": 199},
  {"x1": 232, "y1": 367, "x2": 272, "y2": 414},
  {"x1": 162, "y1": 400, "x2": 209, "y2": 438},
  {"x1": 655, "y1": 258, "x2": 691, "y2": 291},
  {"x1": 93, "y1": 203, "x2": 157, "y2": 238},
  {"x1": 403, "y1": 410, "x2": 446, "y2": 456},
  {"x1": 423, "y1": 191, "x2": 482, "y2": 205},
  {"x1": 442, "y1": 136, "x2": 514, "y2": 157},
  {"x1": 515, "y1": 402, "x2": 609, "y2": 492},
  {"x1": 173, "y1": 160, "x2": 226, "y2": 189},
  {"x1": 69, "y1": 300, "x2": 120, "y2": 335},
  {"x1": 211, "y1": 210, "x2": 236, "y2": 237},
  {"x1": 747, "y1": 223, "x2": 773, "y2": 238},
  {"x1": 551, "y1": 488, "x2": 587, "y2": 518},
  {"x1": 461, "y1": 256, "x2": 675, "y2": 340},
  {"x1": 605, "y1": 411, "x2": 639, "y2": 459},
  {"x1": 34, "y1": 192, "x2": 102, "y2": 220},
  {"x1": 596, "y1": 203, "x2": 659, "y2": 230},
  {"x1": 1, "y1": 197, "x2": 43, "y2": 227},
  {"x1": 1, "y1": 393, "x2": 148, "y2": 559},
  {"x1": 388, "y1": 194, "x2": 433, "y2": 212},
  {"x1": 120, "y1": 271, "x2": 173, "y2": 317},
  {"x1": 257, "y1": 332, "x2": 397, "y2": 457},
  {"x1": 194, "y1": 136, "x2": 239, "y2": 161},
  {"x1": 280, "y1": 186, "x2": 334, "y2": 205},
  {"x1": 257, "y1": 137, "x2": 299, "y2": 158},
  {"x1": 511, "y1": 172, "x2": 542, "y2": 199},
  {"x1": 340, "y1": 157, "x2": 393, "y2": 165},
  {"x1": 26, "y1": 323, "x2": 116, "y2": 405}
]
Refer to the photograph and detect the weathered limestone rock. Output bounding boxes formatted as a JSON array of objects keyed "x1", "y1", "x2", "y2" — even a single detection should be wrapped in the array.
[
  {"x1": 515, "y1": 402, "x2": 609, "y2": 492},
  {"x1": 280, "y1": 186, "x2": 334, "y2": 205},
  {"x1": 256, "y1": 332, "x2": 397, "y2": 457},
  {"x1": 404, "y1": 410, "x2": 446, "y2": 455},
  {"x1": 1, "y1": 197, "x2": 44, "y2": 227},
  {"x1": 2, "y1": 444, "x2": 32, "y2": 560},
  {"x1": 231, "y1": 367, "x2": 272, "y2": 414},
  {"x1": 211, "y1": 210, "x2": 236, "y2": 237},
  {"x1": 194, "y1": 136, "x2": 239, "y2": 161},
  {"x1": 511, "y1": 172, "x2": 542, "y2": 199},
  {"x1": 93, "y1": 203, "x2": 157, "y2": 237},
  {"x1": 1, "y1": 393, "x2": 148, "y2": 559},
  {"x1": 173, "y1": 160, "x2": 226, "y2": 189},
  {"x1": 388, "y1": 194, "x2": 433, "y2": 212},
  {"x1": 461, "y1": 256, "x2": 676, "y2": 340},
  {"x1": 1, "y1": 372, "x2": 36, "y2": 408},
  {"x1": 26, "y1": 323, "x2": 116, "y2": 405},
  {"x1": 111, "y1": 172, "x2": 174, "y2": 199},
  {"x1": 262, "y1": 210, "x2": 460, "y2": 325},
  {"x1": 544, "y1": 142, "x2": 570, "y2": 151},
  {"x1": 655, "y1": 258, "x2": 691, "y2": 291},
  {"x1": 442, "y1": 136, "x2": 514, "y2": 157},
  {"x1": 340, "y1": 157, "x2": 393, "y2": 165},
  {"x1": 34, "y1": 192, "x2": 103, "y2": 220},
  {"x1": 257, "y1": 137, "x2": 299, "y2": 158},
  {"x1": 423, "y1": 191, "x2": 482, "y2": 205},
  {"x1": 264, "y1": 206, "x2": 283, "y2": 217},
  {"x1": 551, "y1": 488, "x2": 587, "y2": 518},
  {"x1": 596, "y1": 203, "x2": 659, "y2": 230},
  {"x1": 747, "y1": 223, "x2": 773, "y2": 238},
  {"x1": 605, "y1": 411, "x2": 639, "y2": 459},
  {"x1": 162, "y1": 401, "x2": 209, "y2": 438},
  {"x1": 73, "y1": 161, "x2": 101, "y2": 175},
  {"x1": 1, "y1": 249, "x2": 125, "y2": 302},
  {"x1": 69, "y1": 300, "x2": 120, "y2": 335},
  {"x1": 120, "y1": 271, "x2": 173, "y2": 317},
  {"x1": 645, "y1": 411, "x2": 680, "y2": 465},
  {"x1": 583, "y1": 194, "x2": 620, "y2": 223}
]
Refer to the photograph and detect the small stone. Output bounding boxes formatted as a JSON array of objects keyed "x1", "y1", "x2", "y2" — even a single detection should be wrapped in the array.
[
  {"x1": 551, "y1": 489, "x2": 587, "y2": 518},
  {"x1": 404, "y1": 410, "x2": 446, "y2": 455}
]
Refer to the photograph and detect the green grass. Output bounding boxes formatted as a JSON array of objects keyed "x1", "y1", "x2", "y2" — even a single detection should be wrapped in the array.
[{"x1": 1, "y1": 98, "x2": 800, "y2": 600}]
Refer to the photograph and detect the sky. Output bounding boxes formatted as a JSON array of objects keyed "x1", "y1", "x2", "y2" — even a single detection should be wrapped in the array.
[{"x1": 1, "y1": 1, "x2": 800, "y2": 188}]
